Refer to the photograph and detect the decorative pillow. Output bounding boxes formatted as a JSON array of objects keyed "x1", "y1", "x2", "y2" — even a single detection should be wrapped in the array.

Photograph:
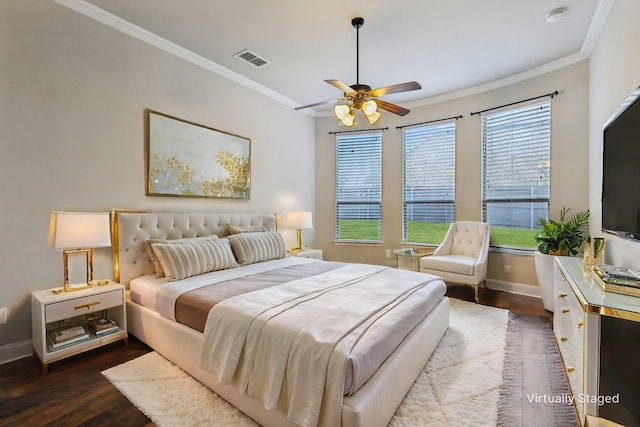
[
  {"x1": 227, "y1": 232, "x2": 287, "y2": 266},
  {"x1": 144, "y1": 236, "x2": 219, "y2": 277},
  {"x1": 226, "y1": 224, "x2": 268, "y2": 235},
  {"x1": 150, "y1": 238, "x2": 236, "y2": 281}
]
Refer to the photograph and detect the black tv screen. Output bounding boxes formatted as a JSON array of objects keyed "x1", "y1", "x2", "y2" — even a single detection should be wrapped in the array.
[{"x1": 602, "y1": 86, "x2": 640, "y2": 240}]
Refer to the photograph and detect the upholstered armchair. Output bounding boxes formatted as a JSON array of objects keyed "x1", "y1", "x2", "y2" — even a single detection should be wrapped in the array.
[{"x1": 420, "y1": 221, "x2": 490, "y2": 303}]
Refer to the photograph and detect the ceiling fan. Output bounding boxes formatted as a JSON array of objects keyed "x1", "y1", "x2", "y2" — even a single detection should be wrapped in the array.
[{"x1": 295, "y1": 17, "x2": 421, "y2": 126}]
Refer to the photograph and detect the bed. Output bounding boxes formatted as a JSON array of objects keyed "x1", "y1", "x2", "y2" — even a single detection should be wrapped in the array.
[{"x1": 112, "y1": 210, "x2": 449, "y2": 427}]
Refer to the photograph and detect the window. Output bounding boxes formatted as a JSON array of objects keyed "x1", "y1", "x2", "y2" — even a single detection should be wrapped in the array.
[
  {"x1": 402, "y1": 122, "x2": 456, "y2": 244},
  {"x1": 482, "y1": 101, "x2": 551, "y2": 249},
  {"x1": 336, "y1": 132, "x2": 382, "y2": 242}
]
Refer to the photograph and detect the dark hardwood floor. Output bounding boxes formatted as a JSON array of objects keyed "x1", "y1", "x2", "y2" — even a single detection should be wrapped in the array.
[{"x1": 0, "y1": 287, "x2": 549, "y2": 426}]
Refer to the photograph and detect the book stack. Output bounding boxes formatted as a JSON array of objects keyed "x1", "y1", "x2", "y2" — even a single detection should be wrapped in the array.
[
  {"x1": 593, "y1": 264, "x2": 640, "y2": 297},
  {"x1": 47, "y1": 325, "x2": 90, "y2": 350},
  {"x1": 88, "y1": 318, "x2": 119, "y2": 337}
]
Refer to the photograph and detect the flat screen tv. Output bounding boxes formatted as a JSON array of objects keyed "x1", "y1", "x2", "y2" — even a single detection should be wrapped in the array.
[{"x1": 602, "y1": 86, "x2": 640, "y2": 241}]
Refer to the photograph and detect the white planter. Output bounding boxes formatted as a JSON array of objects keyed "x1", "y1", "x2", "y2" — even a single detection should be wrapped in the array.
[{"x1": 534, "y1": 251, "x2": 556, "y2": 312}]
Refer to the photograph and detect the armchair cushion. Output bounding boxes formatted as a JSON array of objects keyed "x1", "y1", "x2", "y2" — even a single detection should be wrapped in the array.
[{"x1": 420, "y1": 254, "x2": 477, "y2": 276}]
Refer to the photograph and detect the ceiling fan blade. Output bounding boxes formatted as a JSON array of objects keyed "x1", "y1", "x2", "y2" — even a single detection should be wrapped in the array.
[
  {"x1": 325, "y1": 79, "x2": 357, "y2": 95},
  {"x1": 375, "y1": 99, "x2": 411, "y2": 116},
  {"x1": 369, "y1": 81, "x2": 422, "y2": 98},
  {"x1": 294, "y1": 99, "x2": 339, "y2": 110}
]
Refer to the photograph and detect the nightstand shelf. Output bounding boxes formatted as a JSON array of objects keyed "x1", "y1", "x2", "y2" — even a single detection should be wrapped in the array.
[{"x1": 31, "y1": 281, "x2": 127, "y2": 373}]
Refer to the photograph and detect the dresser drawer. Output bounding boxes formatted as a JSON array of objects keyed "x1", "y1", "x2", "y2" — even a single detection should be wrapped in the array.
[{"x1": 45, "y1": 289, "x2": 124, "y2": 323}]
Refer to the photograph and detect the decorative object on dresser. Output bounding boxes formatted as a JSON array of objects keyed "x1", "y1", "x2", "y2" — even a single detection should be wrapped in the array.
[
  {"x1": 554, "y1": 257, "x2": 640, "y2": 427},
  {"x1": 583, "y1": 236, "x2": 606, "y2": 266},
  {"x1": 534, "y1": 207, "x2": 590, "y2": 311},
  {"x1": 145, "y1": 109, "x2": 251, "y2": 199},
  {"x1": 31, "y1": 281, "x2": 128, "y2": 374},
  {"x1": 48, "y1": 211, "x2": 111, "y2": 292},
  {"x1": 285, "y1": 211, "x2": 313, "y2": 252},
  {"x1": 592, "y1": 264, "x2": 640, "y2": 297}
]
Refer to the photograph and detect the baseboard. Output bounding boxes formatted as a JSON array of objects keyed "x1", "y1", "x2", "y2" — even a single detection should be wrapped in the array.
[
  {"x1": 486, "y1": 279, "x2": 542, "y2": 299},
  {"x1": 0, "y1": 340, "x2": 33, "y2": 365}
]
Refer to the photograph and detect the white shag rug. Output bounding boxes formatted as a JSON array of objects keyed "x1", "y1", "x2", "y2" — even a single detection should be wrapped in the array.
[{"x1": 102, "y1": 298, "x2": 508, "y2": 427}]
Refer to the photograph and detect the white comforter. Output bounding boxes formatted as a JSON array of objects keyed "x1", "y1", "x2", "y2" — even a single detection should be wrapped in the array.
[{"x1": 199, "y1": 263, "x2": 442, "y2": 427}]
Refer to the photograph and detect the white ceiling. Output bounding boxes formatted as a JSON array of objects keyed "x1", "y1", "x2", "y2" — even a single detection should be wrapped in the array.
[{"x1": 66, "y1": 0, "x2": 603, "y2": 115}]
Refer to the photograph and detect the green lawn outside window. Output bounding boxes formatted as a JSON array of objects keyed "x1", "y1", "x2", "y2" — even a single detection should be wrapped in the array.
[{"x1": 339, "y1": 220, "x2": 538, "y2": 250}]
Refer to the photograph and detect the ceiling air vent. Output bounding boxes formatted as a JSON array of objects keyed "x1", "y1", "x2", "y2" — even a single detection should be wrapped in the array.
[{"x1": 234, "y1": 49, "x2": 269, "y2": 68}]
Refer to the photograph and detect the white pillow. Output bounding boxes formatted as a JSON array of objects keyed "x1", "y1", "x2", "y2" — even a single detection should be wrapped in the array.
[
  {"x1": 227, "y1": 232, "x2": 287, "y2": 266},
  {"x1": 145, "y1": 235, "x2": 219, "y2": 277},
  {"x1": 226, "y1": 224, "x2": 267, "y2": 235},
  {"x1": 151, "y1": 238, "x2": 238, "y2": 281}
]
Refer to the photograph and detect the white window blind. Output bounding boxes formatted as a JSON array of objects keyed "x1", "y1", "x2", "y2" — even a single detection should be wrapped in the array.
[
  {"x1": 402, "y1": 122, "x2": 456, "y2": 243},
  {"x1": 336, "y1": 132, "x2": 382, "y2": 242},
  {"x1": 482, "y1": 101, "x2": 550, "y2": 246}
]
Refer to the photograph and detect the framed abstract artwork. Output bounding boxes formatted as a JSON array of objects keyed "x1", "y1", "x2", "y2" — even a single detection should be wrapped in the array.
[{"x1": 144, "y1": 109, "x2": 251, "y2": 199}]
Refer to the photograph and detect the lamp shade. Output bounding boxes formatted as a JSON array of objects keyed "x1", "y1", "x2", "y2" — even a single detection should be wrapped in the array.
[
  {"x1": 48, "y1": 212, "x2": 111, "y2": 249},
  {"x1": 286, "y1": 211, "x2": 313, "y2": 229}
]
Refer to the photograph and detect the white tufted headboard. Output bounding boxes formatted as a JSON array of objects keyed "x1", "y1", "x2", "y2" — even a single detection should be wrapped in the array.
[{"x1": 111, "y1": 210, "x2": 278, "y2": 286}]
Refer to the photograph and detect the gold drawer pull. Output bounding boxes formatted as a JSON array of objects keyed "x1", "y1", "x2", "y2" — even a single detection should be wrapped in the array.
[
  {"x1": 560, "y1": 336, "x2": 568, "y2": 342},
  {"x1": 558, "y1": 292, "x2": 567, "y2": 298},
  {"x1": 567, "y1": 367, "x2": 575, "y2": 373},
  {"x1": 74, "y1": 301, "x2": 100, "y2": 311},
  {"x1": 577, "y1": 322, "x2": 584, "y2": 328},
  {"x1": 562, "y1": 308, "x2": 571, "y2": 314}
]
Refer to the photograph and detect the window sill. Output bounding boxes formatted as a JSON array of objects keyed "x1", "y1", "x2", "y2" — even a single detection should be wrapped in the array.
[
  {"x1": 334, "y1": 240, "x2": 383, "y2": 246},
  {"x1": 490, "y1": 246, "x2": 535, "y2": 256}
]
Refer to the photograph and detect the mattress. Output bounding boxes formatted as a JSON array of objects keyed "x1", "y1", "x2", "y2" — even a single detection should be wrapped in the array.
[{"x1": 130, "y1": 257, "x2": 446, "y2": 398}]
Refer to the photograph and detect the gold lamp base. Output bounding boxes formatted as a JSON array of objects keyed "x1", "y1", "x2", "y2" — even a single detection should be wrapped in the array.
[
  {"x1": 63, "y1": 248, "x2": 94, "y2": 292},
  {"x1": 290, "y1": 228, "x2": 303, "y2": 253}
]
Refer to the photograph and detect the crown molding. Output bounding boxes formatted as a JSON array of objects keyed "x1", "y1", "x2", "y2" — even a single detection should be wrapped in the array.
[
  {"x1": 54, "y1": 0, "x2": 306, "y2": 112},
  {"x1": 55, "y1": 0, "x2": 609, "y2": 118},
  {"x1": 581, "y1": 0, "x2": 614, "y2": 56}
]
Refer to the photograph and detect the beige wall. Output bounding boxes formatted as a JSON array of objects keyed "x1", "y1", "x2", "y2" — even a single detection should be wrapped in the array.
[
  {"x1": 588, "y1": 0, "x2": 640, "y2": 269},
  {"x1": 0, "y1": 1, "x2": 316, "y2": 354},
  {"x1": 315, "y1": 61, "x2": 590, "y2": 292}
]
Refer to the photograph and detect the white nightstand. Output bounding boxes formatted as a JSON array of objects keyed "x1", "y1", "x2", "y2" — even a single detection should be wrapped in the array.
[
  {"x1": 31, "y1": 281, "x2": 128, "y2": 373},
  {"x1": 289, "y1": 249, "x2": 323, "y2": 260}
]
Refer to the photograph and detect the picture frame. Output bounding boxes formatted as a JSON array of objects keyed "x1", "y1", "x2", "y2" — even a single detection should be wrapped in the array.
[{"x1": 144, "y1": 109, "x2": 251, "y2": 199}]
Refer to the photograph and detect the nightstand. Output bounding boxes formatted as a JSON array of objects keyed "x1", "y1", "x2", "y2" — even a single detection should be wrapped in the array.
[
  {"x1": 289, "y1": 248, "x2": 323, "y2": 260},
  {"x1": 31, "y1": 281, "x2": 128, "y2": 373}
]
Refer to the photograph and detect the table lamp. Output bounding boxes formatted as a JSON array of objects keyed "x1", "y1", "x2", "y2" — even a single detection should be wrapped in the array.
[
  {"x1": 48, "y1": 211, "x2": 111, "y2": 292},
  {"x1": 286, "y1": 211, "x2": 313, "y2": 252}
]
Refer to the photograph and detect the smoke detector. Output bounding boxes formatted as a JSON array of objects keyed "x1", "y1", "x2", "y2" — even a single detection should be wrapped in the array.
[{"x1": 545, "y1": 7, "x2": 567, "y2": 23}]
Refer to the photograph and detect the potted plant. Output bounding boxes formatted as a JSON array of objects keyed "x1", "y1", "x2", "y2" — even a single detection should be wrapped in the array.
[{"x1": 534, "y1": 207, "x2": 590, "y2": 311}]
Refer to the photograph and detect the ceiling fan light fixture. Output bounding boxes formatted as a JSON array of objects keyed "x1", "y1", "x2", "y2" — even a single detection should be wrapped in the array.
[
  {"x1": 341, "y1": 112, "x2": 356, "y2": 127},
  {"x1": 334, "y1": 104, "x2": 350, "y2": 120},
  {"x1": 365, "y1": 111, "x2": 381, "y2": 125},
  {"x1": 334, "y1": 104, "x2": 355, "y2": 126},
  {"x1": 362, "y1": 100, "x2": 377, "y2": 115}
]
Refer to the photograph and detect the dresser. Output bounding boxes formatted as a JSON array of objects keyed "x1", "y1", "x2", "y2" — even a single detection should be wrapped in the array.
[{"x1": 554, "y1": 257, "x2": 640, "y2": 426}]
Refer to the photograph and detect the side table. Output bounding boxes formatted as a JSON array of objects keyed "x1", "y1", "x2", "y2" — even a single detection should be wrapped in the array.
[{"x1": 393, "y1": 247, "x2": 435, "y2": 272}]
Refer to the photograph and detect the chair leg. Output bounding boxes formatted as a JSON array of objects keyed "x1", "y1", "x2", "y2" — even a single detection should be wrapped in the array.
[{"x1": 472, "y1": 280, "x2": 487, "y2": 304}]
